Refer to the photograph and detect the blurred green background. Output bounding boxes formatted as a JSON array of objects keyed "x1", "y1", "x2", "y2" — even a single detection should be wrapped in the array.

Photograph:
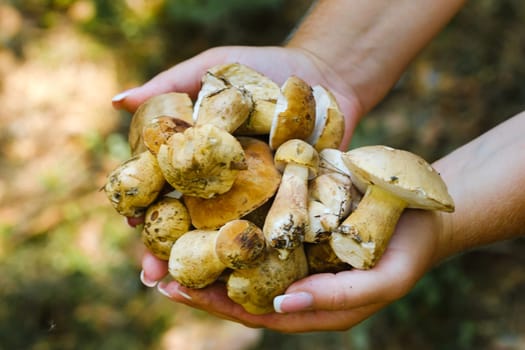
[{"x1": 0, "y1": 0, "x2": 524, "y2": 349}]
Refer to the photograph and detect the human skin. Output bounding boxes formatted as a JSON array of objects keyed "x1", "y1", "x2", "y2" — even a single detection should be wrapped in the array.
[{"x1": 113, "y1": 0, "x2": 525, "y2": 332}]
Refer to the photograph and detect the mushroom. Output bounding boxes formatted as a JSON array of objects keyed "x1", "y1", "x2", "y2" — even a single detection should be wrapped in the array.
[
  {"x1": 104, "y1": 150, "x2": 165, "y2": 217},
  {"x1": 226, "y1": 245, "x2": 308, "y2": 314},
  {"x1": 269, "y1": 76, "x2": 316, "y2": 150},
  {"x1": 263, "y1": 139, "x2": 319, "y2": 259},
  {"x1": 129, "y1": 92, "x2": 193, "y2": 155},
  {"x1": 168, "y1": 220, "x2": 265, "y2": 289},
  {"x1": 142, "y1": 116, "x2": 192, "y2": 155},
  {"x1": 305, "y1": 241, "x2": 350, "y2": 274},
  {"x1": 305, "y1": 171, "x2": 353, "y2": 243},
  {"x1": 206, "y1": 63, "x2": 281, "y2": 135},
  {"x1": 141, "y1": 196, "x2": 191, "y2": 260},
  {"x1": 306, "y1": 85, "x2": 345, "y2": 151},
  {"x1": 183, "y1": 137, "x2": 281, "y2": 229},
  {"x1": 156, "y1": 123, "x2": 247, "y2": 198},
  {"x1": 194, "y1": 85, "x2": 253, "y2": 133},
  {"x1": 331, "y1": 145, "x2": 455, "y2": 269}
]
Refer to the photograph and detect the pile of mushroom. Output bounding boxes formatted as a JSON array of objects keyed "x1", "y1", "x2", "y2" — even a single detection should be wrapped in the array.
[{"x1": 103, "y1": 63, "x2": 455, "y2": 314}]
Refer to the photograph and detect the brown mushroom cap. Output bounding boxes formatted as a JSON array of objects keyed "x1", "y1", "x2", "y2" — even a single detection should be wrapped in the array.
[
  {"x1": 342, "y1": 145, "x2": 455, "y2": 211},
  {"x1": 269, "y1": 76, "x2": 316, "y2": 150},
  {"x1": 142, "y1": 116, "x2": 192, "y2": 155},
  {"x1": 215, "y1": 220, "x2": 266, "y2": 270},
  {"x1": 129, "y1": 92, "x2": 193, "y2": 155},
  {"x1": 157, "y1": 124, "x2": 247, "y2": 199},
  {"x1": 183, "y1": 137, "x2": 281, "y2": 229}
]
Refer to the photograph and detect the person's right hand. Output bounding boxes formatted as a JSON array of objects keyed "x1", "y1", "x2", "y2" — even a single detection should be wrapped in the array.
[{"x1": 111, "y1": 45, "x2": 364, "y2": 150}]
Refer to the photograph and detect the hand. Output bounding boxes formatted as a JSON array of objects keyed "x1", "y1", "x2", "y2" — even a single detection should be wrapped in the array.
[
  {"x1": 141, "y1": 209, "x2": 445, "y2": 332},
  {"x1": 111, "y1": 45, "x2": 364, "y2": 150}
]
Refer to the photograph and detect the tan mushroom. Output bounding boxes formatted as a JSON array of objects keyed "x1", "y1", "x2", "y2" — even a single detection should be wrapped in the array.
[
  {"x1": 104, "y1": 151, "x2": 165, "y2": 217},
  {"x1": 305, "y1": 171, "x2": 353, "y2": 243},
  {"x1": 183, "y1": 137, "x2": 281, "y2": 229},
  {"x1": 156, "y1": 123, "x2": 246, "y2": 198},
  {"x1": 306, "y1": 85, "x2": 345, "y2": 151},
  {"x1": 129, "y1": 92, "x2": 193, "y2": 155},
  {"x1": 263, "y1": 139, "x2": 319, "y2": 259},
  {"x1": 168, "y1": 220, "x2": 265, "y2": 289},
  {"x1": 207, "y1": 63, "x2": 281, "y2": 135},
  {"x1": 331, "y1": 145, "x2": 455, "y2": 269},
  {"x1": 141, "y1": 196, "x2": 191, "y2": 260},
  {"x1": 194, "y1": 85, "x2": 253, "y2": 133},
  {"x1": 269, "y1": 76, "x2": 316, "y2": 150},
  {"x1": 226, "y1": 245, "x2": 308, "y2": 314}
]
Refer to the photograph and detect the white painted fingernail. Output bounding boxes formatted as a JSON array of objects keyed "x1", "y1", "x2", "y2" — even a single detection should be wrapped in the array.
[
  {"x1": 140, "y1": 270, "x2": 158, "y2": 288},
  {"x1": 157, "y1": 282, "x2": 193, "y2": 300},
  {"x1": 112, "y1": 88, "x2": 135, "y2": 102},
  {"x1": 273, "y1": 292, "x2": 313, "y2": 313}
]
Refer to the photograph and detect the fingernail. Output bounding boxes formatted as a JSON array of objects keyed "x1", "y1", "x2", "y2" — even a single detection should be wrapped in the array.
[
  {"x1": 157, "y1": 281, "x2": 193, "y2": 300},
  {"x1": 273, "y1": 292, "x2": 313, "y2": 313},
  {"x1": 140, "y1": 270, "x2": 158, "y2": 288},
  {"x1": 112, "y1": 88, "x2": 136, "y2": 103}
]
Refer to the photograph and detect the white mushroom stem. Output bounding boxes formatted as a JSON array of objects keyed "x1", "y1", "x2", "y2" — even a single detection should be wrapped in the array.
[
  {"x1": 263, "y1": 163, "x2": 309, "y2": 259},
  {"x1": 331, "y1": 184, "x2": 407, "y2": 269}
]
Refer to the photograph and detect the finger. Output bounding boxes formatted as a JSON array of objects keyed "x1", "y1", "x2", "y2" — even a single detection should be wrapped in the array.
[
  {"x1": 140, "y1": 250, "x2": 168, "y2": 287},
  {"x1": 112, "y1": 48, "x2": 230, "y2": 113},
  {"x1": 280, "y1": 210, "x2": 437, "y2": 313},
  {"x1": 157, "y1": 278, "x2": 388, "y2": 332}
]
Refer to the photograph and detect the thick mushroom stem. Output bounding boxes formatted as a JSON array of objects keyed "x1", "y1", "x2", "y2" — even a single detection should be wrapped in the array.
[
  {"x1": 263, "y1": 163, "x2": 309, "y2": 259},
  {"x1": 331, "y1": 185, "x2": 407, "y2": 269}
]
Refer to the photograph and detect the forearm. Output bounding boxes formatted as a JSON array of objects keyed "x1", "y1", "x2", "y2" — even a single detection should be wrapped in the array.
[
  {"x1": 286, "y1": 0, "x2": 466, "y2": 114},
  {"x1": 432, "y1": 111, "x2": 525, "y2": 263}
]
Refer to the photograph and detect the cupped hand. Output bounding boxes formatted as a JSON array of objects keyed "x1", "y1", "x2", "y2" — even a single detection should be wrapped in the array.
[
  {"x1": 141, "y1": 209, "x2": 445, "y2": 332},
  {"x1": 111, "y1": 45, "x2": 363, "y2": 150}
]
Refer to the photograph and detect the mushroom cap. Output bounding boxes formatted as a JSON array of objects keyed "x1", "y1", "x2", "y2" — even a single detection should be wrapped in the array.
[
  {"x1": 141, "y1": 197, "x2": 191, "y2": 260},
  {"x1": 142, "y1": 116, "x2": 192, "y2": 155},
  {"x1": 195, "y1": 85, "x2": 253, "y2": 133},
  {"x1": 342, "y1": 145, "x2": 455, "y2": 211},
  {"x1": 269, "y1": 76, "x2": 316, "y2": 150},
  {"x1": 129, "y1": 92, "x2": 193, "y2": 155},
  {"x1": 157, "y1": 124, "x2": 246, "y2": 199},
  {"x1": 215, "y1": 219, "x2": 266, "y2": 270},
  {"x1": 306, "y1": 85, "x2": 345, "y2": 151},
  {"x1": 274, "y1": 139, "x2": 319, "y2": 179},
  {"x1": 183, "y1": 137, "x2": 281, "y2": 229},
  {"x1": 104, "y1": 151, "x2": 165, "y2": 217}
]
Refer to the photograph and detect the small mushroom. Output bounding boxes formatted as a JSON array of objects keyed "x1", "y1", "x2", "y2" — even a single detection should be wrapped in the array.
[
  {"x1": 194, "y1": 85, "x2": 253, "y2": 133},
  {"x1": 142, "y1": 116, "x2": 192, "y2": 155},
  {"x1": 156, "y1": 123, "x2": 247, "y2": 198},
  {"x1": 269, "y1": 76, "x2": 316, "y2": 150},
  {"x1": 306, "y1": 85, "x2": 345, "y2": 151},
  {"x1": 168, "y1": 220, "x2": 265, "y2": 289},
  {"x1": 129, "y1": 92, "x2": 193, "y2": 155},
  {"x1": 305, "y1": 171, "x2": 353, "y2": 243},
  {"x1": 263, "y1": 139, "x2": 319, "y2": 259},
  {"x1": 226, "y1": 245, "x2": 309, "y2": 314},
  {"x1": 207, "y1": 63, "x2": 281, "y2": 135},
  {"x1": 104, "y1": 151, "x2": 165, "y2": 217},
  {"x1": 331, "y1": 145, "x2": 455, "y2": 269},
  {"x1": 141, "y1": 196, "x2": 191, "y2": 260},
  {"x1": 183, "y1": 137, "x2": 281, "y2": 229}
]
